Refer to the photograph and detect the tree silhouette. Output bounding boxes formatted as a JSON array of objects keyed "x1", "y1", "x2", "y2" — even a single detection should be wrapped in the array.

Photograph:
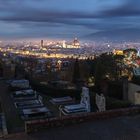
[
  {"x1": 72, "y1": 59, "x2": 80, "y2": 84},
  {"x1": 94, "y1": 53, "x2": 119, "y2": 85}
]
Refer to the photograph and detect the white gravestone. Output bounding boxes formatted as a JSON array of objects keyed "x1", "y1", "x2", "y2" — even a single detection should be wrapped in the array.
[
  {"x1": 80, "y1": 87, "x2": 91, "y2": 112},
  {"x1": 95, "y1": 94, "x2": 106, "y2": 112}
]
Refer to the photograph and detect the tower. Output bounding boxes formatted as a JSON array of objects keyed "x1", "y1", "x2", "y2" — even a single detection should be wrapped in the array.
[
  {"x1": 62, "y1": 40, "x2": 66, "y2": 48},
  {"x1": 41, "y1": 40, "x2": 44, "y2": 47}
]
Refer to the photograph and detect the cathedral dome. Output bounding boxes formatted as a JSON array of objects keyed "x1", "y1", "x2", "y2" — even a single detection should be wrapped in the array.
[{"x1": 73, "y1": 38, "x2": 80, "y2": 47}]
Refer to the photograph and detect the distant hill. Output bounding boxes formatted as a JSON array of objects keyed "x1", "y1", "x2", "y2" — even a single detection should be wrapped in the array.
[{"x1": 84, "y1": 28, "x2": 140, "y2": 42}]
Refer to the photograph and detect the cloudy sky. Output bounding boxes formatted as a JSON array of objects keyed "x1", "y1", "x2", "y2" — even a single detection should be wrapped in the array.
[{"x1": 0, "y1": 0, "x2": 140, "y2": 40}]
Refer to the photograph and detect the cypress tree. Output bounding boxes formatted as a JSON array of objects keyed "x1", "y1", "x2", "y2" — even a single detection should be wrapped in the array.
[{"x1": 72, "y1": 59, "x2": 80, "y2": 84}]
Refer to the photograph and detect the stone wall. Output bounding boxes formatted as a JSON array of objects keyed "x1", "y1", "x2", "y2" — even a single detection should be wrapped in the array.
[
  {"x1": 25, "y1": 107, "x2": 140, "y2": 133},
  {"x1": 128, "y1": 83, "x2": 140, "y2": 104}
]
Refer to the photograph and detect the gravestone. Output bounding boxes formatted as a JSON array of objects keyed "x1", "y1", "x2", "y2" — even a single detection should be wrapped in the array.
[
  {"x1": 95, "y1": 94, "x2": 106, "y2": 112},
  {"x1": 80, "y1": 87, "x2": 90, "y2": 112}
]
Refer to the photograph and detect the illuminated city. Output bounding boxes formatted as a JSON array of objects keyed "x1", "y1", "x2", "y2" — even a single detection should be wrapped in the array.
[{"x1": 0, "y1": 0, "x2": 140, "y2": 140}]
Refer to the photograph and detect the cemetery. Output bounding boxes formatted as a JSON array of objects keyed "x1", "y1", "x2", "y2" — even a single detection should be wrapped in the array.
[
  {"x1": 8, "y1": 80, "x2": 53, "y2": 121},
  {"x1": 9, "y1": 79, "x2": 134, "y2": 119},
  {"x1": 12, "y1": 90, "x2": 52, "y2": 120},
  {"x1": 0, "y1": 78, "x2": 139, "y2": 134},
  {"x1": 9, "y1": 79, "x2": 108, "y2": 123}
]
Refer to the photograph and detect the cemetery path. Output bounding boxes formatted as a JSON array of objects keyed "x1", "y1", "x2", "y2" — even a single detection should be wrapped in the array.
[
  {"x1": 0, "y1": 81, "x2": 24, "y2": 133},
  {"x1": 4, "y1": 114, "x2": 140, "y2": 140}
]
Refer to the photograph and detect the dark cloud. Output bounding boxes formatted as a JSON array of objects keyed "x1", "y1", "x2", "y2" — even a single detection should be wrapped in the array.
[
  {"x1": 0, "y1": 0, "x2": 140, "y2": 39},
  {"x1": 102, "y1": 0, "x2": 140, "y2": 17},
  {"x1": 0, "y1": 0, "x2": 139, "y2": 24}
]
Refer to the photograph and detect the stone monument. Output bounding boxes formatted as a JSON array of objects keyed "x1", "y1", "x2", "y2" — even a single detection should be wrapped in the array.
[
  {"x1": 80, "y1": 87, "x2": 91, "y2": 112},
  {"x1": 95, "y1": 94, "x2": 106, "y2": 112}
]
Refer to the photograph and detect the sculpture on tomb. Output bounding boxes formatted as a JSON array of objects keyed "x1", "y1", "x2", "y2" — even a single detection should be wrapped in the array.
[{"x1": 80, "y1": 87, "x2": 91, "y2": 112}]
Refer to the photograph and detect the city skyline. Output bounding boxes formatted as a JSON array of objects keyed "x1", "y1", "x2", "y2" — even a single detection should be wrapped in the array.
[{"x1": 0, "y1": 0, "x2": 140, "y2": 41}]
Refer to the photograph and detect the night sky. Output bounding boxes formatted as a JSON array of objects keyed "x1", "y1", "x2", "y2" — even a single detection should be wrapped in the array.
[{"x1": 0, "y1": 0, "x2": 140, "y2": 40}]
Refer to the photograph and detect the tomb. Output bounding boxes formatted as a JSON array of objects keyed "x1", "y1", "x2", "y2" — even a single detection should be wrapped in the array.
[
  {"x1": 10, "y1": 79, "x2": 30, "y2": 90},
  {"x1": 50, "y1": 96, "x2": 74, "y2": 105},
  {"x1": 59, "y1": 87, "x2": 90, "y2": 115},
  {"x1": 22, "y1": 107, "x2": 52, "y2": 120},
  {"x1": 15, "y1": 99, "x2": 43, "y2": 109},
  {"x1": 12, "y1": 89, "x2": 37, "y2": 100}
]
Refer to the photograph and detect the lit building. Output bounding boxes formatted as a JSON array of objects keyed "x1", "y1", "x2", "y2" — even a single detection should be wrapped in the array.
[
  {"x1": 72, "y1": 38, "x2": 80, "y2": 48},
  {"x1": 113, "y1": 49, "x2": 123, "y2": 55},
  {"x1": 64, "y1": 38, "x2": 81, "y2": 49}
]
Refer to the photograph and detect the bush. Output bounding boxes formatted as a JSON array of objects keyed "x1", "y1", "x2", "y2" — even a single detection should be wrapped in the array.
[
  {"x1": 108, "y1": 82, "x2": 123, "y2": 100},
  {"x1": 29, "y1": 79, "x2": 81, "y2": 100},
  {"x1": 106, "y1": 97, "x2": 131, "y2": 110}
]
